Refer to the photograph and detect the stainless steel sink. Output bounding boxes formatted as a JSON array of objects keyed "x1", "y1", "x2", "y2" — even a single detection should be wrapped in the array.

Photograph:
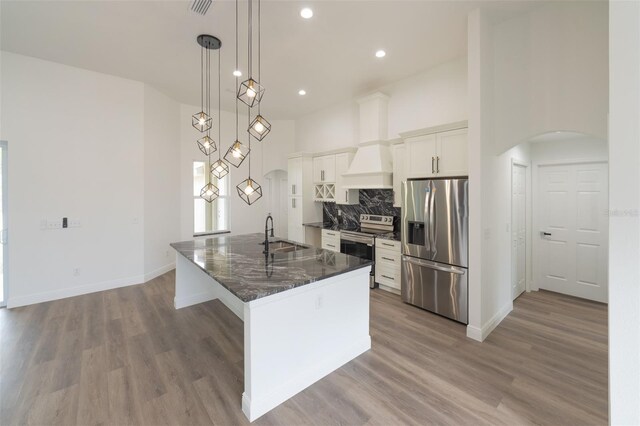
[{"x1": 263, "y1": 240, "x2": 309, "y2": 253}]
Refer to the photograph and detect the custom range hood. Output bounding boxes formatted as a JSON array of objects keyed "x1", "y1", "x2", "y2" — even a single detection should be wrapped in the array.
[{"x1": 341, "y1": 92, "x2": 393, "y2": 189}]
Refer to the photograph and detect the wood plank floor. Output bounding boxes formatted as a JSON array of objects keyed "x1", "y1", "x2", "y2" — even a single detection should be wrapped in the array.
[{"x1": 0, "y1": 271, "x2": 608, "y2": 425}]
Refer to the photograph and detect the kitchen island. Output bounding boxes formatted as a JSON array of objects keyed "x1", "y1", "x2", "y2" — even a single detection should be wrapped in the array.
[{"x1": 170, "y1": 233, "x2": 372, "y2": 422}]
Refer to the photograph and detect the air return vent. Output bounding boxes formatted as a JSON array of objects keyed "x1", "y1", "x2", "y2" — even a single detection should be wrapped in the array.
[{"x1": 191, "y1": 0, "x2": 212, "y2": 15}]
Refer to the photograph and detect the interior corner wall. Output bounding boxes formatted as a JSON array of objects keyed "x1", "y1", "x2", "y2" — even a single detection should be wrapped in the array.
[
  {"x1": 294, "y1": 56, "x2": 468, "y2": 153},
  {"x1": 179, "y1": 103, "x2": 294, "y2": 240},
  {"x1": 1, "y1": 52, "x2": 145, "y2": 307},
  {"x1": 609, "y1": 0, "x2": 640, "y2": 423},
  {"x1": 492, "y1": 1, "x2": 608, "y2": 153},
  {"x1": 143, "y1": 85, "x2": 180, "y2": 281}
]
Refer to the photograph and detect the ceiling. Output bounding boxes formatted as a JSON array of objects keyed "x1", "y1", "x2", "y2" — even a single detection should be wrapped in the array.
[{"x1": 2, "y1": 1, "x2": 495, "y2": 119}]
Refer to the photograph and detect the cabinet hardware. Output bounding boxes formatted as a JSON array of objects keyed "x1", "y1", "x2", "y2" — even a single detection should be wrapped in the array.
[
  {"x1": 542, "y1": 231, "x2": 551, "y2": 236},
  {"x1": 345, "y1": 190, "x2": 348, "y2": 202},
  {"x1": 381, "y1": 242, "x2": 395, "y2": 247},
  {"x1": 327, "y1": 244, "x2": 335, "y2": 248},
  {"x1": 292, "y1": 184, "x2": 296, "y2": 195},
  {"x1": 381, "y1": 257, "x2": 395, "y2": 262},
  {"x1": 436, "y1": 156, "x2": 440, "y2": 173},
  {"x1": 292, "y1": 198, "x2": 296, "y2": 208},
  {"x1": 381, "y1": 275, "x2": 395, "y2": 280},
  {"x1": 431, "y1": 157, "x2": 435, "y2": 174}
]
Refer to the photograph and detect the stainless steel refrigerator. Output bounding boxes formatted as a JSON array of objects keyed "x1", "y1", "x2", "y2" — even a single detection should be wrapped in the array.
[{"x1": 401, "y1": 178, "x2": 469, "y2": 324}]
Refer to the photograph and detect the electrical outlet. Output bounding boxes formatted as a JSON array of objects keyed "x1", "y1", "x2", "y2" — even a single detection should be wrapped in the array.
[
  {"x1": 132, "y1": 217, "x2": 139, "y2": 225},
  {"x1": 73, "y1": 268, "x2": 80, "y2": 276},
  {"x1": 69, "y1": 218, "x2": 82, "y2": 228}
]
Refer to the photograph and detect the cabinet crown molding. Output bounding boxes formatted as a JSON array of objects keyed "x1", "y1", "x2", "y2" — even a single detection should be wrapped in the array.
[{"x1": 399, "y1": 120, "x2": 468, "y2": 140}]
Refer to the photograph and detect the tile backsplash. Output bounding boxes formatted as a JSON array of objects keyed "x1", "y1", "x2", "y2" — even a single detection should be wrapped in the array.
[{"x1": 323, "y1": 189, "x2": 401, "y2": 230}]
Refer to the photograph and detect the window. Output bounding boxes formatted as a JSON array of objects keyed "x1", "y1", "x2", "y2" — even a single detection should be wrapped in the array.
[{"x1": 193, "y1": 161, "x2": 229, "y2": 235}]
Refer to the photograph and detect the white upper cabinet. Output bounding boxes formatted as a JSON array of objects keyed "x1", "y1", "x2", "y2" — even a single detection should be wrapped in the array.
[
  {"x1": 287, "y1": 157, "x2": 303, "y2": 197},
  {"x1": 436, "y1": 128, "x2": 468, "y2": 177},
  {"x1": 403, "y1": 127, "x2": 468, "y2": 179},
  {"x1": 335, "y1": 152, "x2": 359, "y2": 205},
  {"x1": 406, "y1": 134, "x2": 437, "y2": 178},
  {"x1": 313, "y1": 155, "x2": 336, "y2": 184}
]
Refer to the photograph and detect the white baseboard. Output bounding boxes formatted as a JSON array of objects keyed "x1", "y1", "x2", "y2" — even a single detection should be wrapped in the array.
[
  {"x1": 242, "y1": 336, "x2": 371, "y2": 422},
  {"x1": 174, "y1": 289, "x2": 217, "y2": 309},
  {"x1": 466, "y1": 301, "x2": 513, "y2": 342},
  {"x1": 7, "y1": 274, "x2": 145, "y2": 308},
  {"x1": 7, "y1": 263, "x2": 177, "y2": 309},
  {"x1": 144, "y1": 262, "x2": 175, "y2": 282}
]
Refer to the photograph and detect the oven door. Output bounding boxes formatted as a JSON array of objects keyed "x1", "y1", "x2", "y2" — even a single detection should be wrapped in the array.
[
  {"x1": 340, "y1": 233, "x2": 373, "y2": 260},
  {"x1": 340, "y1": 232, "x2": 376, "y2": 288}
]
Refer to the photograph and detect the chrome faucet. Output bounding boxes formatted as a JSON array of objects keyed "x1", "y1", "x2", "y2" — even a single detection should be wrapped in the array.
[{"x1": 263, "y1": 213, "x2": 274, "y2": 254}]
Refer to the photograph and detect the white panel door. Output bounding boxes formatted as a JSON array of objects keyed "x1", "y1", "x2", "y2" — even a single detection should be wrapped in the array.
[
  {"x1": 537, "y1": 163, "x2": 608, "y2": 302},
  {"x1": 512, "y1": 164, "x2": 527, "y2": 300},
  {"x1": 436, "y1": 128, "x2": 468, "y2": 177}
]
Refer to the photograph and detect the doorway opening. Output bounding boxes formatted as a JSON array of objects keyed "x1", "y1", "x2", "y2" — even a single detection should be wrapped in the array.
[
  {"x1": 530, "y1": 132, "x2": 609, "y2": 304},
  {"x1": 511, "y1": 161, "x2": 527, "y2": 300}
]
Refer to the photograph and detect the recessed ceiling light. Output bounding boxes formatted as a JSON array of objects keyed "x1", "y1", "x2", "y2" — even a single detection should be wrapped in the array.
[
  {"x1": 298, "y1": 89, "x2": 307, "y2": 96},
  {"x1": 375, "y1": 50, "x2": 386, "y2": 58},
  {"x1": 233, "y1": 70, "x2": 242, "y2": 77},
  {"x1": 300, "y1": 8, "x2": 313, "y2": 19}
]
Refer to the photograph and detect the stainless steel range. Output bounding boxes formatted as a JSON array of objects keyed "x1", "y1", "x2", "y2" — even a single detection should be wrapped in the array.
[{"x1": 340, "y1": 214, "x2": 395, "y2": 289}]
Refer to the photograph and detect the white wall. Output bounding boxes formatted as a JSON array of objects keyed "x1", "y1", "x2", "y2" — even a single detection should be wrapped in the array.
[
  {"x1": 609, "y1": 0, "x2": 640, "y2": 423},
  {"x1": 467, "y1": 1, "x2": 609, "y2": 341},
  {"x1": 492, "y1": 1, "x2": 608, "y2": 153},
  {"x1": 143, "y1": 85, "x2": 180, "y2": 280},
  {"x1": 178, "y1": 103, "x2": 294, "y2": 240},
  {"x1": 295, "y1": 56, "x2": 467, "y2": 152},
  {"x1": 1, "y1": 52, "x2": 145, "y2": 306}
]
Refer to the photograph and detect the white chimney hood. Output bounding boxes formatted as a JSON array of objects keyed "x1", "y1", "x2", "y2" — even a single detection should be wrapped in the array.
[{"x1": 341, "y1": 92, "x2": 393, "y2": 189}]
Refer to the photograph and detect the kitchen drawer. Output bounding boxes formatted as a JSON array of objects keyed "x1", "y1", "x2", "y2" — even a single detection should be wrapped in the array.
[
  {"x1": 376, "y1": 247, "x2": 401, "y2": 266},
  {"x1": 321, "y1": 229, "x2": 340, "y2": 239},
  {"x1": 321, "y1": 240, "x2": 340, "y2": 252},
  {"x1": 376, "y1": 238, "x2": 401, "y2": 252},
  {"x1": 376, "y1": 263, "x2": 401, "y2": 290}
]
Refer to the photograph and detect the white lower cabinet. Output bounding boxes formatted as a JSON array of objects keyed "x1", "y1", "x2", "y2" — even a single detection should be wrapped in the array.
[
  {"x1": 321, "y1": 229, "x2": 341, "y2": 252},
  {"x1": 375, "y1": 239, "x2": 401, "y2": 293}
]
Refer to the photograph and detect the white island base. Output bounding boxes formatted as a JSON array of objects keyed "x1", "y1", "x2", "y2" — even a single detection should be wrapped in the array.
[{"x1": 174, "y1": 255, "x2": 372, "y2": 422}]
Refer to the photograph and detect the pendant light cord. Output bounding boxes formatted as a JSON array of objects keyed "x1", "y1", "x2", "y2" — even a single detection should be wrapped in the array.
[
  {"x1": 235, "y1": 0, "x2": 239, "y2": 141},
  {"x1": 217, "y1": 47, "x2": 222, "y2": 161},
  {"x1": 257, "y1": 0, "x2": 261, "y2": 116},
  {"x1": 200, "y1": 43, "x2": 204, "y2": 113},
  {"x1": 248, "y1": 0, "x2": 252, "y2": 78}
]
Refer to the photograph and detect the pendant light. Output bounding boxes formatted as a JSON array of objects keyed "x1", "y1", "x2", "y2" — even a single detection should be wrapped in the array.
[
  {"x1": 196, "y1": 35, "x2": 221, "y2": 203},
  {"x1": 210, "y1": 39, "x2": 229, "y2": 180},
  {"x1": 248, "y1": 0, "x2": 271, "y2": 141},
  {"x1": 224, "y1": 0, "x2": 250, "y2": 168},
  {"x1": 236, "y1": 108, "x2": 263, "y2": 205},
  {"x1": 192, "y1": 36, "x2": 216, "y2": 133},
  {"x1": 236, "y1": 0, "x2": 263, "y2": 206},
  {"x1": 237, "y1": 0, "x2": 265, "y2": 108}
]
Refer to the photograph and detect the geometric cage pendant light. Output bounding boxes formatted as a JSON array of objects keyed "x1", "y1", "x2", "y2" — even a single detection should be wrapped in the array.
[
  {"x1": 193, "y1": 34, "x2": 220, "y2": 133},
  {"x1": 195, "y1": 34, "x2": 222, "y2": 203}
]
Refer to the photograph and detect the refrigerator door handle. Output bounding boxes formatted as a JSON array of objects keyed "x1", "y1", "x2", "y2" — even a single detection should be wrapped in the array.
[{"x1": 402, "y1": 255, "x2": 466, "y2": 275}]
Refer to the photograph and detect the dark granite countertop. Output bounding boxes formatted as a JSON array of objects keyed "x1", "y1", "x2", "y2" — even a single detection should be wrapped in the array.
[
  {"x1": 375, "y1": 232, "x2": 401, "y2": 242},
  {"x1": 170, "y1": 233, "x2": 373, "y2": 302},
  {"x1": 303, "y1": 222, "x2": 401, "y2": 242}
]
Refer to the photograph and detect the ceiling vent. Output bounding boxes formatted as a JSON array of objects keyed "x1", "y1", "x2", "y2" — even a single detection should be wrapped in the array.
[{"x1": 191, "y1": 0, "x2": 212, "y2": 16}]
